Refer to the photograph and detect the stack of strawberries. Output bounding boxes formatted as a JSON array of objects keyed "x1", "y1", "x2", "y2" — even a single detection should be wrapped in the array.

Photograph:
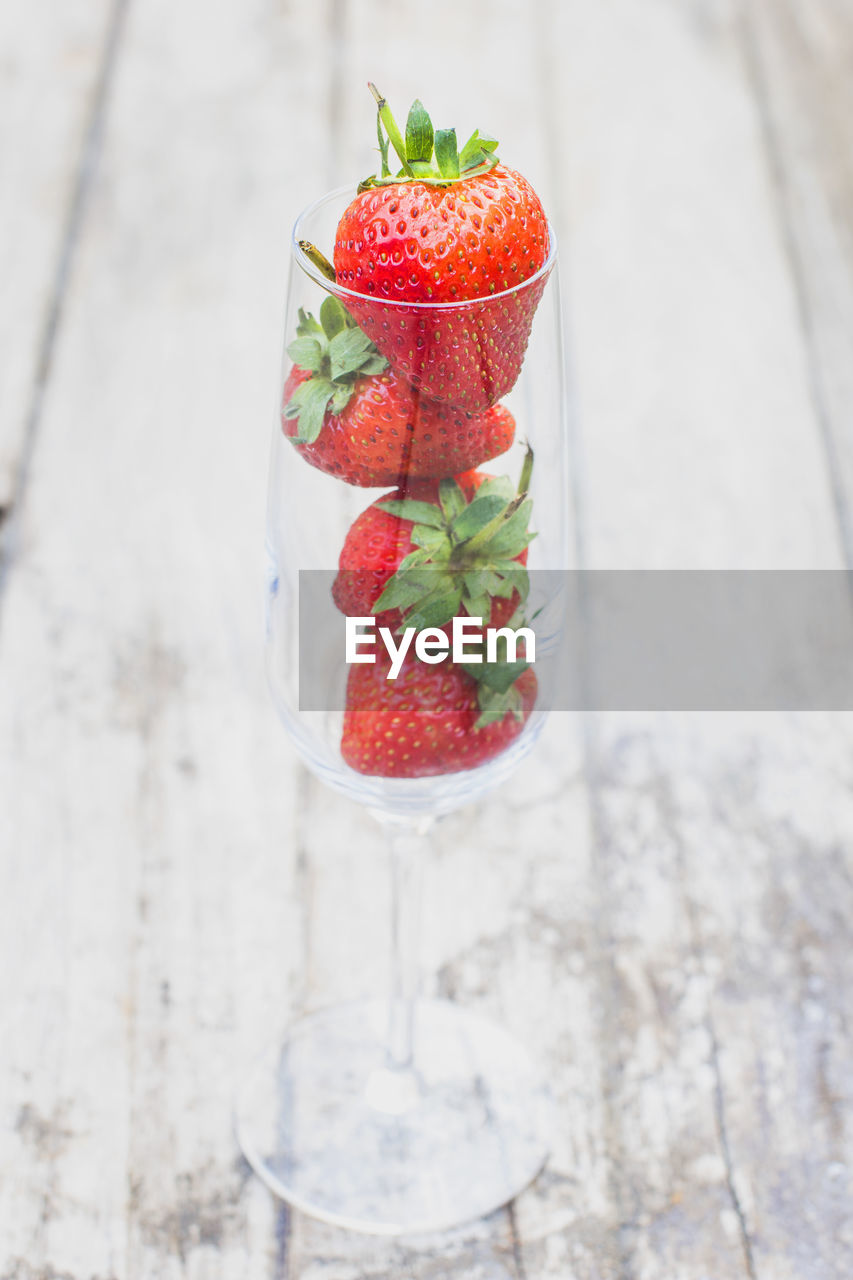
[{"x1": 282, "y1": 87, "x2": 551, "y2": 779}]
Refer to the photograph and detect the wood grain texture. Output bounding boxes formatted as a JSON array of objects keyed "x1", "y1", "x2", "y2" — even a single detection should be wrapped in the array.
[
  {"x1": 540, "y1": 1, "x2": 853, "y2": 1277},
  {"x1": 547, "y1": 0, "x2": 842, "y2": 570},
  {"x1": 2, "y1": 0, "x2": 853, "y2": 1276},
  {"x1": 742, "y1": 0, "x2": 853, "y2": 565},
  {"x1": 674, "y1": 714, "x2": 853, "y2": 1278},
  {"x1": 0, "y1": 0, "x2": 120, "y2": 512},
  {"x1": 0, "y1": 0, "x2": 331, "y2": 1274}
]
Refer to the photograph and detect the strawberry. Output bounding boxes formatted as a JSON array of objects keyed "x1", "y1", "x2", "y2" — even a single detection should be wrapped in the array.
[
  {"x1": 342, "y1": 649, "x2": 537, "y2": 778},
  {"x1": 332, "y1": 455, "x2": 535, "y2": 633},
  {"x1": 330, "y1": 87, "x2": 551, "y2": 413},
  {"x1": 282, "y1": 297, "x2": 515, "y2": 486}
]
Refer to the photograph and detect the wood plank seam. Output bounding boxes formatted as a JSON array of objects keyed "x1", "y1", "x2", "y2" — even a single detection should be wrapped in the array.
[
  {"x1": 0, "y1": 0, "x2": 131, "y2": 627},
  {"x1": 579, "y1": 719, "x2": 649, "y2": 1280},
  {"x1": 666, "y1": 775, "x2": 759, "y2": 1280},
  {"x1": 581, "y1": 716, "x2": 757, "y2": 1280},
  {"x1": 506, "y1": 1200, "x2": 529, "y2": 1280},
  {"x1": 270, "y1": 764, "x2": 312, "y2": 1280},
  {"x1": 738, "y1": 0, "x2": 853, "y2": 572},
  {"x1": 707, "y1": 1013, "x2": 757, "y2": 1280}
]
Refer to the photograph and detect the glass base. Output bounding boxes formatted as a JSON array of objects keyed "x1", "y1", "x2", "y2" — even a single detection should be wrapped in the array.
[{"x1": 234, "y1": 998, "x2": 552, "y2": 1235}]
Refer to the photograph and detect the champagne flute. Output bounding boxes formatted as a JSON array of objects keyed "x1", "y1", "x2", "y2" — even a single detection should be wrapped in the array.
[{"x1": 235, "y1": 184, "x2": 570, "y2": 1235}]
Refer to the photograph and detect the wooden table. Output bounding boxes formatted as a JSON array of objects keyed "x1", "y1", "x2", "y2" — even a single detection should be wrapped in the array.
[{"x1": 2, "y1": 1, "x2": 852, "y2": 1275}]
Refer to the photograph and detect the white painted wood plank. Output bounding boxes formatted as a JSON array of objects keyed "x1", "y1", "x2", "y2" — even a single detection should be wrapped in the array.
[
  {"x1": 3, "y1": 0, "x2": 852, "y2": 1276},
  {"x1": 535, "y1": 0, "x2": 853, "y2": 1275},
  {"x1": 582, "y1": 713, "x2": 853, "y2": 1278},
  {"x1": 550, "y1": 0, "x2": 842, "y2": 570},
  {"x1": 685, "y1": 0, "x2": 853, "y2": 1270},
  {"x1": 0, "y1": 0, "x2": 334, "y2": 1274},
  {"x1": 743, "y1": 0, "x2": 853, "y2": 563},
  {"x1": 0, "y1": 0, "x2": 116, "y2": 510},
  {"x1": 667, "y1": 714, "x2": 853, "y2": 1278}
]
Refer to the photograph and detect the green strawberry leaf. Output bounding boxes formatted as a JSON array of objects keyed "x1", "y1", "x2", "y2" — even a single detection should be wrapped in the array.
[
  {"x1": 320, "y1": 294, "x2": 350, "y2": 339},
  {"x1": 474, "y1": 702, "x2": 504, "y2": 729},
  {"x1": 490, "y1": 498, "x2": 533, "y2": 546},
  {"x1": 463, "y1": 591, "x2": 491, "y2": 623},
  {"x1": 458, "y1": 129, "x2": 498, "y2": 174},
  {"x1": 487, "y1": 522, "x2": 535, "y2": 563},
  {"x1": 434, "y1": 128, "x2": 460, "y2": 180},
  {"x1": 461, "y1": 570, "x2": 506, "y2": 616},
  {"x1": 503, "y1": 600, "x2": 540, "y2": 631},
  {"x1": 372, "y1": 573, "x2": 431, "y2": 615},
  {"x1": 485, "y1": 565, "x2": 529, "y2": 603},
  {"x1": 377, "y1": 498, "x2": 446, "y2": 528},
  {"x1": 410, "y1": 524, "x2": 450, "y2": 553},
  {"x1": 451, "y1": 494, "x2": 507, "y2": 543},
  {"x1": 287, "y1": 377, "x2": 334, "y2": 443},
  {"x1": 475, "y1": 568, "x2": 509, "y2": 597},
  {"x1": 459, "y1": 495, "x2": 523, "y2": 555},
  {"x1": 360, "y1": 353, "x2": 388, "y2": 375},
  {"x1": 330, "y1": 383, "x2": 353, "y2": 414},
  {"x1": 286, "y1": 336, "x2": 325, "y2": 373},
  {"x1": 472, "y1": 659, "x2": 530, "y2": 695},
  {"x1": 474, "y1": 681, "x2": 524, "y2": 729},
  {"x1": 458, "y1": 129, "x2": 482, "y2": 170},
  {"x1": 473, "y1": 475, "x2": 515, "y2": 504},
  {"x1": 360, "y1": 88, "x2": 502, "y2": 187},
  {"x1": 289, "y1": 305, "x2": 387, "y2": 390},
  {"x1": 461, "y1": 568, "x2": 489, "y2": 598},
  {"x1": 296, "y1": 307, "x2": 323, "y2": 337},
  {"x1": 282, "y1": 405, "x2": 301, "y2": 422},
  {"x1": 405, "y1": 99, "x2": 434, "y2": 164},
  {"x1": 439, "y1": 477, "x2": 467, "y2": 522},
  {"x1": 373, "y1": 564, "x2": 442, "y2": 606},
  {"x1": 328, "y1": 327, "x2": 377, "y2": 378},
  {"x1": 487, "y1": 572, "x2": 521, "y2": 600},
  {"x1": 489, "y1": 558, "x2": 528, "y2": 574},
  {"x1": 395, "y1": 548, "x2": 433, "y2": 571},
  {"x1": 403, "y1": 582, "x2": 463, "y2": 631}
]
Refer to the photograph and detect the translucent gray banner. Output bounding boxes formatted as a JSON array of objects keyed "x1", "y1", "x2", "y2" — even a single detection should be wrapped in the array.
[{"x1": 297, "y1": 570, "x2": 853, "y2": 711}]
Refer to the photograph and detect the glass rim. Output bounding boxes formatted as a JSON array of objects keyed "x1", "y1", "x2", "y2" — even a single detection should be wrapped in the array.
[{"x1": 291, "y1": 183, "x2": 557, "y2": 312}]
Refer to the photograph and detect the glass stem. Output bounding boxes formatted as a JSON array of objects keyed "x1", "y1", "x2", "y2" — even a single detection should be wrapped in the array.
[{"x1": 384, "y1": 818, "x2": 430, "y2": 1071}]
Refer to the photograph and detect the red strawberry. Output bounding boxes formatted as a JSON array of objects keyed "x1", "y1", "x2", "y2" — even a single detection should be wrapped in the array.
[
  {"x1": 342, "y1": 649, "x2": 537, "y2": 778},
  {"x1": 332, "y1": 457, "x2": 534, "y2": 632},
  {"x1": 282, "y1": 298, "x2": 515, "y2": 486},
  {"x1": 331, "y1": 88, "x2": 551, "y2": 412}
]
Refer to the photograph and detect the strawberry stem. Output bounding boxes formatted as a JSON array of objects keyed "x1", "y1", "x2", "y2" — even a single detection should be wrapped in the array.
[
  {"x1": 376, "y1": 106, "x2": 391, "y2": 177},
  {"x1": 368, "y1": 82, "x2": 413, "y2": 176},
  {"x1": 518, "y1": 444, "x2": 534, "y2": 497},
  {"x1": 299, "y1": 239, "x2": 336, "y2": 282},
  {"x1": 359, "y1": 87, "x2": 500, "y2": 189}
]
